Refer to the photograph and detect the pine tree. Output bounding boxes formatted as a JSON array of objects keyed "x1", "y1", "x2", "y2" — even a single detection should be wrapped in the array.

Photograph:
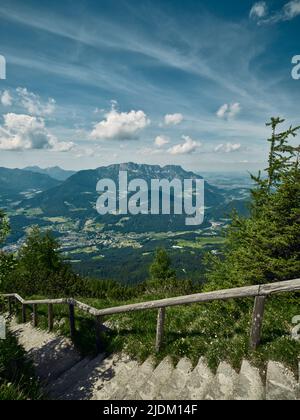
[
  {"x1": 0, "y1": 211, "x2": 13, "y2": 291},
  {"x1": 6, "y1": 227, "x2": 85, "y2": 297},
  {"x1": 205, "y1": 118, "x2": 300, "y2": 290}
]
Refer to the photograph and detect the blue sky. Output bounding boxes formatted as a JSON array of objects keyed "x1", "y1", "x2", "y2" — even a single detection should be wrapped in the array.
[{"x1": 0, "y1": 0, "x2": 299, "y2": 172}]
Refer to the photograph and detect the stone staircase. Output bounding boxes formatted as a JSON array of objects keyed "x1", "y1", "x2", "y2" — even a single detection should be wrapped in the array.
[{"x1": 10, "y1": 320, "x2": 300, "y2": 400}]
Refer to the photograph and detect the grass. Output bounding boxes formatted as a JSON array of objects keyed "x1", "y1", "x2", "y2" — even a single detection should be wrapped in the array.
[
  {"x1": 0, "y1": 329, "x2": 41, "y2": 400},
  {"x1": 12, "y1": 292, "x2": 300, "y2": 375}
]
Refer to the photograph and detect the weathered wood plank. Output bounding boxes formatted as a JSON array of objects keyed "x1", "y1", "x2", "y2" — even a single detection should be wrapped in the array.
[
  {"x1": 250, "y1": 296, "x2": 267, "y2": 350},
  {"x1": 8, "y1": 296, "x2": 13, "y2": 315},
  {"x1": 21, "y1": 304, "x2": 26, "y2": 323},
  {"x1": 96, "y1": 285, "x2": 261, "y2": 316},
  {"x1": 156, "y1": 308, "x2": 166, "y2": 353},
  {"x1": 48, "y1": 304, "x2": 54, "y2": 332},
  {"x1": 32, "y1": 304, "x2": 38, "y2": 328},
  {"x1": 260, "y1": 279, "x2": 300, "y2": 296},
  {"x1": 95, "y1": 316, "x2": 103, "y2": 353},
  {"x1": 24, "y1": 299, "x2": 67, "y2": 305},
  {"x1": 2, "y1": 278, "x2": 300, "y2": 320},
  {"x1": 69, "y1": 303, "x2": 76, "y2": 340},
  {"x1": 73, "y1": 300, "x2": 99, "y2": 316}
]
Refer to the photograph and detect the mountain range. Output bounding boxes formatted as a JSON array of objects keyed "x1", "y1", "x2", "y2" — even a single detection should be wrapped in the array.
[
  {"x1": 0, "y1": 164, "x2": 250, "y2": 281},
  {"x1": 18, "y1": 163, "x2": 236, "y2": 231},
  {"x1": 0, "y1": 163, "x2": 249, "y2": 231},
  {"x1": 0, "y1": 167, "x2": 61, "y2": 204},
  {"x1": 23, "y1": 166, "x2": 76, "y2": 181}
]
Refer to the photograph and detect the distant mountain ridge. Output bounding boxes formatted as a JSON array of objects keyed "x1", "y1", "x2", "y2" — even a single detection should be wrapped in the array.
[
  {"x1": 17, "y1": 162, "x2": 234, "y2": 232},
  {"x1": 0, "y1": 163, "x2": 249, "y2": 235},
  {"x1": 0, "y1": 167, "x2": 61, "y2": 195},
  {"x1": 23, "y1": 166, "x2": 76, "y2": 181},
  {"x1": 22, "y1": 162, "x2": 222, "y2": 214}
]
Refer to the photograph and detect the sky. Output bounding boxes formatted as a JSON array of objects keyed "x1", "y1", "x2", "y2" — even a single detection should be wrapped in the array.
[{"x1": 0, "y1": 0, "x2": 300, "y2": 173}]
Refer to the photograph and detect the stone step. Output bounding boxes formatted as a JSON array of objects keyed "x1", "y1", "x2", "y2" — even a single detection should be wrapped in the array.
[
  {"x1": 10, "y1": 321, "x2": 82, "y2": 385},
  {"x1": 94, "y1": 357, "x2": 139, "y2": 400},
  {"x1": 156, "y1": 358, "x2": 193, "y2": 400},
  {"x1": 266, "y1": 361, "x2": 299, "y2": 401},
  {"x1": 10, "y1": 319, "x2": 300, "y2": 401},
  {"x1": 138, "y1": 357, "x2": 174, "y2": 400},
  {"x1": 59, "y1": 353, "x2": 109, "y2": 400},
  {"x1": 235, "y1": 360, "x2": 265, "y2": 400},
  {"x1": 47, "y1": 356, "x2": 93, "y2": 398},
  {"x1": 179, "y1": 358, "x2": 214, "y2": 400},
  {"x1": 116, "y1": 358, "x2": 155, "y2": 400},
  {"x1": 205, "y1": 362, "x2": 239, "y2": 400}
]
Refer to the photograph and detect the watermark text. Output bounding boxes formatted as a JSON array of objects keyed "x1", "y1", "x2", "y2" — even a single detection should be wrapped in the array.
[
  {"x1": 292, "y1": 55, "x2": 300, "y2": 80},
  {"x1": 0, "y1": 55, "x2": 6, "y2": 80},
  {"x1": 292, "y1": 316, "x2": 300, "y2": 341},
  {"x1": 96, "y1": 171, "x2": 205, "y2": 226},
  {"x1": 0, "y1": 316, "x2": 6, "y2": 340}
]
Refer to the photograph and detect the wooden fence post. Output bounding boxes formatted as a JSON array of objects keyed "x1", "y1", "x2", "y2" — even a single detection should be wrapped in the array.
[
  {"x1": 250, "y1": 296, "x2": 266, "y2": 350},
  {"x1": 69, "y1": 303, "x2": 76, "y2": 340},
  {"x1": 95, "y1": 316, "x2": 103, "y2": 353},
  {"x1": 8, "y1": 297, "x2": 13, "y2": 316},
  {"x1": 21, "y1": 304, "x2": 26, "y2": 323},
  {"x1": 32, "y1": 304, "x2": 38, "y2": 328},
  {"x1": 48, "y1": 304, "x2": 54, "y2": 332},
  {"x1": 156, "y1": 308, "x2": 166, "y2": 353}
]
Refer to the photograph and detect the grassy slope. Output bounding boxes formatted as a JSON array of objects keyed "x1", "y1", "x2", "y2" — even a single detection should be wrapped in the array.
[
  {"x1": 0, "y1": 330, "x2": 41, "y2": 400},
  {"x1": 17, "y1": 292, "x2": 300, "y2": 374}
]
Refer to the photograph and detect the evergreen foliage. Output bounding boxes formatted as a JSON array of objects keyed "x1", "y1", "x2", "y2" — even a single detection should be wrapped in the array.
[{"x1": 205, "y1": 118, "x2": 300, "y2": 290}]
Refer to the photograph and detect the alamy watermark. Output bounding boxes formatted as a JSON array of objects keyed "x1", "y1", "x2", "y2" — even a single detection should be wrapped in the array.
[
  {"x1": 0, "y1": 54, "x2": 6, "y2": 80},
  {"x1": 0, "y1": 316, "x2": 6, "y2": 340},
  {"x1": 96, "y1": 171, "x2": 205, "y2": 226},
  {"x1": 292, "y1": 55, "x2": 300, "y2": 80}
]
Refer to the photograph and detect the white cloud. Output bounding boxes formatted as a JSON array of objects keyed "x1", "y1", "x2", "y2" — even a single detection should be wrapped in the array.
[
  {"x1": 155, "y1": 135, "x2": 170, "y2": 148},
  {"x1": 91, "y1": 107, "x2": 150, "y2": 140},
  {"x1": 283, "y1": 0, "x2": 300, "y2": 20},
  {"x1": 16, "y1": 87, "x2": 56, "y2": 116},
  {"x1": 168, "y1": 135, "x2": 201, "y2": 155},
  {"x1": 164, "y1": 113, "x2": 184, "y2": 126},
  {"x1": 1, "y1": 90, "x2": 13, "y2": 107},
  {"x1": 214, "y1": 142, "x2": 241, "y2": 153},
  {"x1": 0, "y1": 113, "x2": 73, "y2": 152},
  {"x1": 250, "y1": 2, "x2": 268, "y2": 19},
  {"x1": 251, "y1": 0, "x2": 300, "y2": 24},
  {"x1": 216, "y1": 103, "x2": 241, "y2": 119}
]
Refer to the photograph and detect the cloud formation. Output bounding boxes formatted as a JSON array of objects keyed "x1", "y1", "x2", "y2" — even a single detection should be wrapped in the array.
[
  {"x1": 155, "y1": 135, "x2": 170, "y2": 148},
  {"x1": 1, "y1": 90, "x2": 13, "y2": 107},
  {"x1": 168, "y1": 135, "x2": 201, "y2": 155},
  {"x1": 216, "y1": 103, "x2": 241, "y2": 119},
  {"x1": 164, "y1": 113, "x2": 184, "y2": 126},
  {"x1": 91, "y1": 107, "x2": 150, "y2": 140},
  {"x1": 0, "y1": 113, "x2": 73, "y2": 151},
  {"x1": 214, "y1": 142, "x2": 241, "y2": 153},
  {"x1": 16, "y1": 88, "x2": 56, "y2": 116},
  {"x1": 250, "y1": 2, "x2": 268, "y2": 19},
  {"x1": 250, "y1": 0, "x2": 300, "y2": 24}
]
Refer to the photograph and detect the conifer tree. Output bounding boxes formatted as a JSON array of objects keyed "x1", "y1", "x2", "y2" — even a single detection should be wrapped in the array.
[{"x1": 206, "y1": 118, "x2": 300, "y2": 290}]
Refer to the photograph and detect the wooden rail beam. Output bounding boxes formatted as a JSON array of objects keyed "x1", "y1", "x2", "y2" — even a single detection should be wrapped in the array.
[{"x1": 2, "y1": 278, "x2": 300, "y2": 353}]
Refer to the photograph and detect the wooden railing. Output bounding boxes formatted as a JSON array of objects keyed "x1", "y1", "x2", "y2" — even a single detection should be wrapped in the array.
[{"x1": 2, "y1": 278, "x2": 300, "y2": 353}]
